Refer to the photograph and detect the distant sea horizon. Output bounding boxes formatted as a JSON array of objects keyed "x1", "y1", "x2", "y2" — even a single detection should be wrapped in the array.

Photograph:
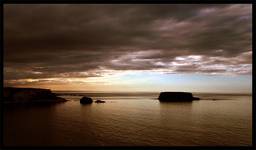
[
  {"x1": 4, "y1": 86, "x2": 252, "y2": 95},
  {"x1": 53, "y1": 90, "x2": 252, "y2": 95}
]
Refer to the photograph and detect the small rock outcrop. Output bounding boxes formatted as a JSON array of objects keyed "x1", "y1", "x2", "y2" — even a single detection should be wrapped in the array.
[
  {"x1": 80, "y1": 96, "x2": 93, "y2": 104},
  {"x1": 95, "y1": 100, "x2": 105, "y2": 103},
  {"x1": 158, "y1": 92, "x2": 200, "y2": 102},
  {"x1": 3, "y1": 87, "x2": 67, "y2": 104}
]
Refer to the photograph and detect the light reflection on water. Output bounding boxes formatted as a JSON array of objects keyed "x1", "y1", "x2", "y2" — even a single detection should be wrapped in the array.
[{"x1": 4, "y1": 94, "x2": 252, "y2": 146}]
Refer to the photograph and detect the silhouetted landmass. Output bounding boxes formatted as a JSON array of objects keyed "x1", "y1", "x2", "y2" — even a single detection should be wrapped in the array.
[
  {"x1": 95, "y1": 100, "x2": 106, "y2": 103},
  {"x1": 80, "y1": 96, "x2": 93, "y2": 104},
  {"x1": 3, "y1": 87, "x2": 67, "y2": 105},
  {"x1": 158, "y1": 92, "x2": 200, "y2": 102}
]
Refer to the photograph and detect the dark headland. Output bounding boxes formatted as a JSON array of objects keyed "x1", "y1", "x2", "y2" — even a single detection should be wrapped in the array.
[
  {"x1": 158, "y1": 92, "x2": 200, "y2": 102},
  {"x1": 3, "y1": 87, "x2": 67, "y2": 105}
]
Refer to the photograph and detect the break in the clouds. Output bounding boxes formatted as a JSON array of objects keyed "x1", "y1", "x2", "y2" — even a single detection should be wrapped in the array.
[{"x1": 4, "y1": 4, "x2": 252, "y2": 89}]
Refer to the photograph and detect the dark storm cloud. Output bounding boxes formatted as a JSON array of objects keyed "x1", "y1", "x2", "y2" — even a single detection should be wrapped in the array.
[{"x1": 4, "y1": 4, "x2": 252, "y2": 83}]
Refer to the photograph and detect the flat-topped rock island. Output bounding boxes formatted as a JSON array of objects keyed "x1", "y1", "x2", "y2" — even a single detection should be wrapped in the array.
[
  {"x1": 3, "y1": 87, "x2": 67, "y2": 105},
  {"x1": 158, "y1": 92, "x2": 200, "y2": 102}
]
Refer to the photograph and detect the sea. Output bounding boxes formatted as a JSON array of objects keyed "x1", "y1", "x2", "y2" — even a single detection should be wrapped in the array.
[{"x1": 3, "y1": 92, "x2": 252, "y2": 146}]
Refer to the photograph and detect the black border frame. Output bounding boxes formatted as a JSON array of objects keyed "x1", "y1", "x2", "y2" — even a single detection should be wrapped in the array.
[{"x1": 0, "y1": 0, "x2": 254, "y2": 150}]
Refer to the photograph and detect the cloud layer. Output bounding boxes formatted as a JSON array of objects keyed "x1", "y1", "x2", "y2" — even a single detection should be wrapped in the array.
[{"x1": 4, "y1": 4, "x2": 252, "y2": 86}]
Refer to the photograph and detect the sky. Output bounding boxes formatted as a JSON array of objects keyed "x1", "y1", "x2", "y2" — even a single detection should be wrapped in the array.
[{"x1": 4, "y1": 4, "x2": 252, "y2": 93}]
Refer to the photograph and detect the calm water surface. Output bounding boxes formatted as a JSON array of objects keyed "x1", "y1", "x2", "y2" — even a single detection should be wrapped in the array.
[{"x1": 4, "y1": 93, "x2": 252, "y2": 146}]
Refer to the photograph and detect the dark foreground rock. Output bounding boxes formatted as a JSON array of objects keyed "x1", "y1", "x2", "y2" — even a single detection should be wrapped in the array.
[
  {"x1": 95, "y1": 100, "x2": 106, "y2": 103},
  {"x1": 80, "y1": 96, "x2": 93, "y2": 104},
  {"x1": 3, "y1": 87, "x2": 67, "y2": 105},
  {"x1": 158, "y1": 92, "x2": 200, "y2": 102}
]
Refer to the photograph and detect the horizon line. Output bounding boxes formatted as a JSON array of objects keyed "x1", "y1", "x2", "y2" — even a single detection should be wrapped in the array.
[
  {"x1": 52, "y1": 90, "x2": 252, "y2": 95},
  {"x1": 4, "y1": 86, "x2": 252, "y2": 95}
]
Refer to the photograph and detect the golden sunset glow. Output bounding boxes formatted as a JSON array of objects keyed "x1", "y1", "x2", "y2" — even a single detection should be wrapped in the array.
[{"x1": 4, "y1": 4, "x2": 252, "y2": 93}]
